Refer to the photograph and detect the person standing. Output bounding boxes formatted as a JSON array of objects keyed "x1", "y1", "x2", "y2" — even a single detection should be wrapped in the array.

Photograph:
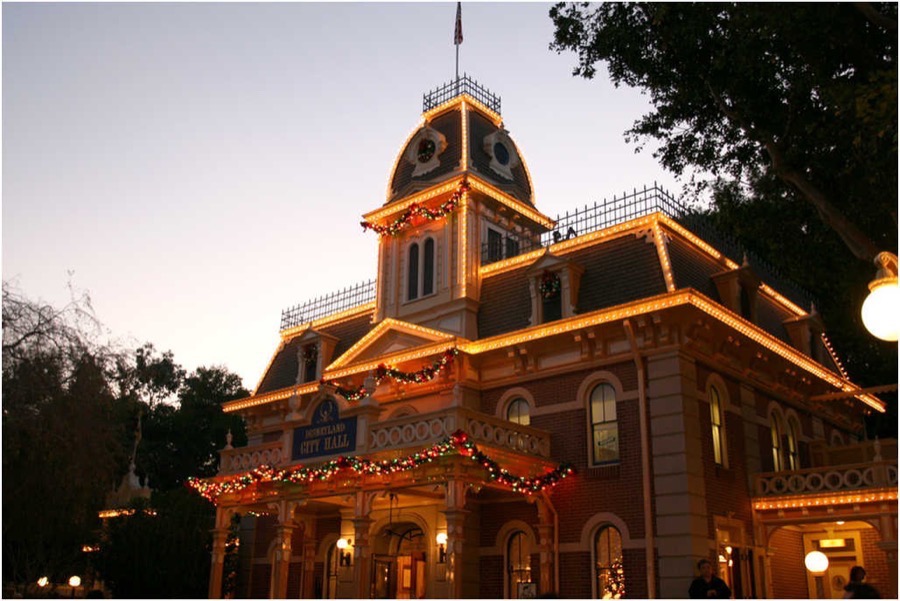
[
  {"x1": 689, "y1": 558, "x2": 732, "y2": 599},
  {"x1": 843, "y1": 566, "x2": 880, "y2": 599}
]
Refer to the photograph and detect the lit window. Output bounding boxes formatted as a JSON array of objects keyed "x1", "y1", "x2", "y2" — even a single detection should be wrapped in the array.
[
  {"x1": 786, "y1": 418, "x2": 800, "y2": 471},
  {"x1": 590, "y1": 383, "x2": 618, "y2": 464},
  {"x1": 408, "y1": 243, "x2": 419, "y2": 301},
  {"x1": 770, "y1": 413, "x2": 784, "y2": 472},
  {"x1": 423, "y1": 238, "x2": 435, "y2": 296},
  {"x1": 507, "y1": 530, "x2": 531, "y2": 599},
  {"x1": 506, "y1": 398, "x2": 530, "y2": 426},
  {"x1": 710, "y1": 386, "x2": 726, "y2": 466},
  {"x1": 595, "y1": 526, "x2": 624, "y2": 599},
  {"x1": 407, "y1": 237, "x2": 436, "y2": 301}
]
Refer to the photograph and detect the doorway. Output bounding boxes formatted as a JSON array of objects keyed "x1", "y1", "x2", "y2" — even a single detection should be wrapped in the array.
[
  {"x1": 372, "y1": 521, "x2": 427, "y2": 599},
  {"x1": 803, "y1": 529, "x2": 863, "y2": 599}
]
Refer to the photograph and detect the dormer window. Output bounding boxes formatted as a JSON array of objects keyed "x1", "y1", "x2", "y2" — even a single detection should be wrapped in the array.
[
  {"x1": 540, "y1": 271, "x2": 562, "y2": 323},
  {"x1": 711, "y1": 259, "x2": 761, "y2": 323},
  {"x1": 302, "y1": 343, "x2": 318, "y2": 383},
  {"x1": 407, "y1": 237, "x2": 436, "y2": 301},
  {"x1": 525, "y1": 253, "x2": 584, "y2": 326}
]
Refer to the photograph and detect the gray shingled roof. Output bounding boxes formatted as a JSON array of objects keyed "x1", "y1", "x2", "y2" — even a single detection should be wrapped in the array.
[
  {"x1": 386, "y1": 104, "x2": 533, "y2": 206},
  {"x1": 255, "y1": 313, "x2": 375, "y2": 396}
]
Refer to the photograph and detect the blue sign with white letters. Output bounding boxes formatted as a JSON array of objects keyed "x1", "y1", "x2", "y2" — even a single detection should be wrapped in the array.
[{"x1": 292, "y1": 398, "x2": 357, "y2": 461}]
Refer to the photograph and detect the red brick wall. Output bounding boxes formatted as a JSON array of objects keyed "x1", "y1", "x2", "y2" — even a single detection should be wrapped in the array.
[
  {"x1": 482, "y1": 362, "x2": 647, "y2": 556},
  {"x1": 478, "y1": 501, "x2": 538, "y2": 546},
  {"x1": 478, "y1": 555, "x2": 503, "y2": 598},
  {"x1": 254, "y1": 515, "x2": 276, "y2": 558},
  {"x1": 559, "y1": 551, "x2": 593, "y2": 599},
  {"x1": 695, "y1": 371, "x2": 754, "y2": 538},
  {"x1": 768, "y1": 528, "x2": 808, "y2": 598},
  {"x1": 249, "y1": 563, "x2": 271, "y2": 599},
  {"x1": 861, "y1": 526, "x2": 896, "y2": 598},
  {"x1": 286, "y1": 561, "x2": 302, "y2": 597}
]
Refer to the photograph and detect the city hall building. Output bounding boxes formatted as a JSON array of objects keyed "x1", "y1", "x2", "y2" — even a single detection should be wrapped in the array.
[{"x1": 190, "y1": 78, "x2": 897, "y2": 599}]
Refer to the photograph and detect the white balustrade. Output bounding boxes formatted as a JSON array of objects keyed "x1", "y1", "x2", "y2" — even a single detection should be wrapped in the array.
[
  {"x1": 368, "y1": 407, "x2": 551, "y2": 457},
  {"x1": 755, "y1": 461, "x2": 897, "y2": 496}
]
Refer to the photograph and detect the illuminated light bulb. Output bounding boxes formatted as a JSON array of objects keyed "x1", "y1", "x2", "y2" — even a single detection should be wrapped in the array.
[
  {"x1": 436, "y1": 532, "x2": 448, "y2": 545},
  {"x1": 37, "y1": 577, "x2": 49, "y2": 588},
  {"x1": 336, "y1": 538, "x2": 350, "y2": 550},
  {"x1": 68, "y1": 576, "x2": 82, "y2": 588},
  {"x1": 804, "y1": 550, "x2": 829, "y2": 574},
  {"x1": 862, "y1": 277, "x2": 900, "y2": 342}
]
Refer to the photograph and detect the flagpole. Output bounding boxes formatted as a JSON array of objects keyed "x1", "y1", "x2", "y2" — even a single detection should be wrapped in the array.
[{"x1": 454, "y1": 2, "x2": 462, "y2": 89}]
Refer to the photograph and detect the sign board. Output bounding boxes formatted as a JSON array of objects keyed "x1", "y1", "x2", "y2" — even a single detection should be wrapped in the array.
[{"x1": 292, "y1": 398, "x2": 357, "y2": 461}]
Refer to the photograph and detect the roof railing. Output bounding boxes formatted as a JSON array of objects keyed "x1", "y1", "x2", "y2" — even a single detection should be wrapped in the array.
[
  {"x1": 280, "y1": 279, "x2": 375, "y2": 331},
  {"x1": 423, "y1": 75, "x2": 501, "y2": 114},
  {"x1": 280, "y1": 183, "x2": 817, "y2": 331},
  {"x1": 479, "y1": 183, "x2": 817, "y2": 310}
]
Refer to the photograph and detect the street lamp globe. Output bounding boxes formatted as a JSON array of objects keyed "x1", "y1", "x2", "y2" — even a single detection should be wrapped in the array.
[
  {"x1": 804, "y1": 550, "x2": 829, "y2": 574},
  {"x1": 861, "y1": 252, "x2": 900, "y2": 342},
  {"x1": 68, "y1": 576, "x2": 81, "y2": 588}
]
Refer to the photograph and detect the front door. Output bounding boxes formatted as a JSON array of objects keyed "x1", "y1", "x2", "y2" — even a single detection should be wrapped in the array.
[{"x1": 371, "y1": 522, "x2": 426, "y2": 599}]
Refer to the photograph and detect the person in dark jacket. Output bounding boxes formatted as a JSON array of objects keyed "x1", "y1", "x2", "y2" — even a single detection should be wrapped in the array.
[
  {"x1": 688, "y1": 558, "x2": 732, "y2": 599},
  {"x1": 843, "y1": 566, "x2": 880, "y2": 599}
]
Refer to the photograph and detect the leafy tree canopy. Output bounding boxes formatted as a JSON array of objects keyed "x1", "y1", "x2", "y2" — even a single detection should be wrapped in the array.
[
  {"x1": 550, "y1": 2, "x2": 897, "y2": 262},
  {"x1": 2, "y1": 282, "x2": 248, "y2": 591}
]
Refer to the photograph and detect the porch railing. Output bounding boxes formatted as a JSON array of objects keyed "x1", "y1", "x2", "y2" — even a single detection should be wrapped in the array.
[
  {"x1": 217, "y1": 407, "x2": 553, "y2": 475},
  {"x1": 367, "y1": 406, "x2": 551, "y2": 458},
  {"x1": 218, "y1": 439, "x2": 285, "y2": 475},
  {"x1": 754, "y1": 460, "x2": 898, "y2": 497}
]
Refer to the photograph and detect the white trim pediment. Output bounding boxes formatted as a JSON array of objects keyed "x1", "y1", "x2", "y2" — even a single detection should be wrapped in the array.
[
  {"x1": 328, "y1": 318, "x2": 456, "y2": 370},
  {"x1": 523, "y1": 248, "x2": 569, "y2": 275}
]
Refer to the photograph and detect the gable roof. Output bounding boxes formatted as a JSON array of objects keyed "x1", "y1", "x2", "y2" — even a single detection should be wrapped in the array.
[{"x1": 327, "y1": 318, "x2": 457, "y2": 371}]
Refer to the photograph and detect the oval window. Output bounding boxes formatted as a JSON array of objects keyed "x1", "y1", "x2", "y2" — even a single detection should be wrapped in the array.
[
  {"x1": 493, "y1": 141, "x2": 510, "y2": 165},
  {"x1": 418, "y1": 138, "x2": 436, "y2": 163}
]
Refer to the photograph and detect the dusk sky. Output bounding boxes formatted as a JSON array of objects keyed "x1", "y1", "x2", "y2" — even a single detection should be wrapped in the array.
[{"x1": 3, "y1": 2, "x2": 687, "y2": 391}]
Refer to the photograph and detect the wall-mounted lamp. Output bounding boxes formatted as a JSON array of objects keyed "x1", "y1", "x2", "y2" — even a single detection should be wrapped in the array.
[
  {"x1": 862, "y1": 251, "x2": 899, "y2": 341},
  {"x1": 436, "y1": 532, "x2": 448, "y2": 564},
  {"x1": 336, "y1": 538, "x2": 353, "y2": 567}
]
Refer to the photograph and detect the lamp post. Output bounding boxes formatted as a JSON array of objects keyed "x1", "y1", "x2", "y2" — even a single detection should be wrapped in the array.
[
  {"x1": 68, "y1": 575, "x2": 81, "y2": 599},
  {"x1": 861, "y1": 251, "x2": 899, "y2": 342}
]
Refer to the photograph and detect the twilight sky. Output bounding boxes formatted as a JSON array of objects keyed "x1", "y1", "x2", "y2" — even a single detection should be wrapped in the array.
[{"x1": 3, "y1": 2, "x2": 686, "y2": 392}]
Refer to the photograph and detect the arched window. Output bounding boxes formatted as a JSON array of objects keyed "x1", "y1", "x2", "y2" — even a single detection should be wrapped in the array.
[
  {"x1": 770, "y1": 413, "x2": 785, "y2": 472},
  {"x1": 709, "y1": 386, "x2": 726, "y2": 466},
  {"x1": 590, "y1": 383, "x2": 618, "y2": 464},
  {"x1": 407, "y1": 237, "x2": 436, "y2": 301},
  {"x1": 408, "y1": 243, "x2": 419, "y2": 301},
  {"x1": 506, "y1": 398, "x2": 530, "y2": 426},
  {"x1": 423, "y1": 238, "x2": 435, "y2": 296},
  {"x1": 595, "y1": 526, "x2": 624, "y2": 599},
  {"x1": 786, "y1": 417, "x2": 800, "y2": 471},
  {"x1": 507, "y1": 530, "x2": 532, "y2": 599}
]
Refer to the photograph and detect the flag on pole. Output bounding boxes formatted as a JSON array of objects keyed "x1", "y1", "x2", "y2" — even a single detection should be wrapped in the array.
[{"x1": 454, "y1": 2, "x2": 463, "y2": 46}]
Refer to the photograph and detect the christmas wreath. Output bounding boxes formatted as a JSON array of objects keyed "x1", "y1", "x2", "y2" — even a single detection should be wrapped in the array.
[
  {"x1": 540, "y1": 271, "x2": 561, "y2": 299},
  {"x1": 417, "y1": 138, "x2": 436, "y2": 163}
]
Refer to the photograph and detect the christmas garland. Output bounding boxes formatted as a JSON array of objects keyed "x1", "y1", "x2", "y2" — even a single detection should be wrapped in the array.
[
  {"x1": 186, "y1": 430, "x2": 574, "y2": 503},
  {"x1": 540, "y1": 271, "x2": 561, "y2": 299},
  {"x1": 361, "y1": 181, "x2": 469, "y2": 237},
  {"x1": 321, "y1": 348, "x2": 458, "y2": 402}
]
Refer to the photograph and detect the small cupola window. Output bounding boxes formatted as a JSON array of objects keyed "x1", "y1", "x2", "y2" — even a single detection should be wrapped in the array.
[
  {"x1": 525, "y1": 252, "x2": 584, "y2": 326},
  {"x1": 711, "y1": 255, "x2": 761, "y2": 323}
]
